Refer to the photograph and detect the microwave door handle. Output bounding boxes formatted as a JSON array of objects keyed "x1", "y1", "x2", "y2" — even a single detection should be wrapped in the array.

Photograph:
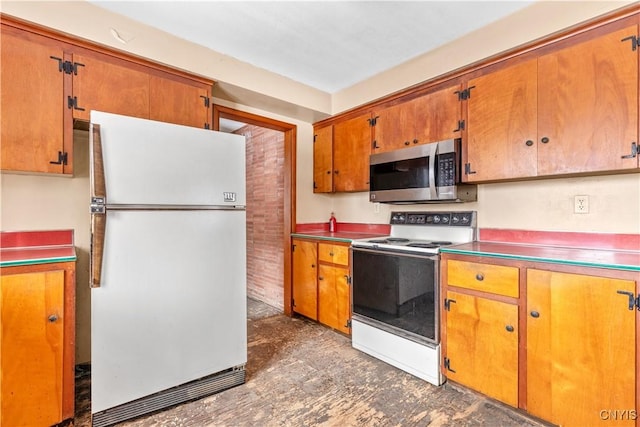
[{"x1": 428, "y1": 142, "x2": 438, "y2": 200}]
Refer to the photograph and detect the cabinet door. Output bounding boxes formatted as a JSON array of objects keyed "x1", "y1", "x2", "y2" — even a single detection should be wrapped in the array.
[
  {"x1": 0, "y1": 30, "x2": 69, "y2": 174},
  {"x1": 445, "y1": 290, "x2": 518, "y2": 407},
  {"x1": 333, "y1": 113, "x2": 372, "y2": 192},
  {"x1": 1, "y1": 270, "x2": 65, "y2": 427},
  {"x1": 150, "y1": 75, "x2": 210, "y2": 128},
  {"x1": 414, "y1": 84, "x2": 462, "y2": 144},
  {"x1": 373, "y1": 101, "x2": 416, "y2": 153},
  {"x1": 537, "y1": 26, "x2": 639, "y2": 175},
  {"x1": 466, "y1": 59, "x2": 538, "y2": 181},
  {"x1": 292, "y1": 240, "x2": 318, "y2": 320},
  {"x1": 313, "y1": 125, "x2": 333, "y2": 193},
  {"x1": 72, "y1": 53, "x2": 150, "y2": 121},
  {"x1": 527, "y1": 269, "x2": 636, "y2": 427},
  {"x1": 318, "y1": 264, "x2": 350, "y2": 334}
]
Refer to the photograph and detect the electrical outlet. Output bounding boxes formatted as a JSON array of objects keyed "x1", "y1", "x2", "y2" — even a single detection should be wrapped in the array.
[
  {"x1": 374, "y1": 202, "x2": 380, "y2": 214},
  {"x1": 574, "y1": 195, "x2": 589, "y2": 214}
]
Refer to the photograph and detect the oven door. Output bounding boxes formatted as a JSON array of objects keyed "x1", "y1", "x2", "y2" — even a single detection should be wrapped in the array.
[{"x1": 351, "y1": 246, "x2": 439, "y2": 346}]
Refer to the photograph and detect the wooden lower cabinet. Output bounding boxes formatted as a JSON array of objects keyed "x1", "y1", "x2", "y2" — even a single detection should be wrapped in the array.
[
  {"x1": 444, "y1": 290, "x2": 519, "y2": 407},
  {"x1": 442, "y1": 254, "x2": 639, "y2": 427},
  {"x1": 292, "y1": 239, "x2": 318, "y2": 320},
  {"x1": 527, "y1": 269, "x2": 637, "y2": 427},
  {"x1": 0, "y1": 262, "x2": 76, "y2": 427},
  {"x1": 292, "y1": 238, "x2": 352, "y2": 334}
]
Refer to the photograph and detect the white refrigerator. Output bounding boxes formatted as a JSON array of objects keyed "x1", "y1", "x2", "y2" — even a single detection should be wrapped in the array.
[{"x1": 89, "y1": 111, "x2": 247, "y2": 427}]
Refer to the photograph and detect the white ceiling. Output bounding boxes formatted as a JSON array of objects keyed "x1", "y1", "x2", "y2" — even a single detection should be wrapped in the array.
[{"x1": 88, "y1": 1, "x2": 534, "y2": 94}]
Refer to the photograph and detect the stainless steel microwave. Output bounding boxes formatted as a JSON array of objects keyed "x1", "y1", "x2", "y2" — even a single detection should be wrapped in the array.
[{"x1": 369, "y1": 139, "x2": 477, "y2": 203}]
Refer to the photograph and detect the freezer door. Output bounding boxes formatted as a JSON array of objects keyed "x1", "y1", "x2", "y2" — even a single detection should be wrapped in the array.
[
  {"x1": 91, "y1": 209, "x2": 247, "y2": 414},
  {"x1": 90, "y1": 111, "x2": 246, "y2": 206}
]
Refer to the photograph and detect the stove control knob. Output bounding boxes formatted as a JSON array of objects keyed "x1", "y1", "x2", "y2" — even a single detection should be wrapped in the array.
[
  {"x1": 433, "y1": 215, "x2": 441, "y2": 223},
  {"x1": 442, "y1": 215, "x2": 450, "y2": 224},
  {"x1": 451, "y1": 215, "x2": 460, "y2": 224}
]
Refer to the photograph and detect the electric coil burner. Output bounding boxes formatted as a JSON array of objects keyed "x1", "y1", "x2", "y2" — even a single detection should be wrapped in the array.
[{"x1": 350, "y1": 211, "x2": 476, "y2": 386}]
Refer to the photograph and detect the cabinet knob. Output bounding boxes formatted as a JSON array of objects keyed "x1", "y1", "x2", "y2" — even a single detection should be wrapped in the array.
[
  {"x1": 318, "y1": 276, "x2": 324, "y2": 281},
  {"x1": 329, "y1": 252, "x2": 334, "y2": 257},
  {"x1": 530, "y1": 311, "x2": 540, "y2": 318},
  {"x1": 413, "y1": 139, "x2": 419, "y2": 144},
  {"x1": 475, "y1": 273, "x2": 484, "y2": 281},
  {"x1": 48, "y1": 314, "x2": 59, "y2": 323},
  {"x1": 541, "y1": 137, "x2": 550, "y2": 144},
  {"x1": 525, "y1": 140, "x2": 534, "y2": 147},
  {"x1": 505, "y1": 325, "x2": 515, "y2": 332},
  {"x1": 311, "y1": 264, "x2": 315, "y2": 268},
  {"x1": 404, "y1": 141, "x2": 410, "y2": 145}
]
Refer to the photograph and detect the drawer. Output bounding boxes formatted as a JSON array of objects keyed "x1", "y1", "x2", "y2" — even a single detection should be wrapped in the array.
[
  {"x1": 318, "y1": 243, "x2": 349, "y2": 266},
  {"x1": 447, "y1": 259, "x2": 519, "y2": 298}
]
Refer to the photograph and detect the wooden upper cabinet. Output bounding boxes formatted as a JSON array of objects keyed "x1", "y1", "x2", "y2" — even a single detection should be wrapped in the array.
[
  {"x1": 537, "y1": 25, "x2": 639, "y2": 175},
  {"x1": 332, "y1": 112, "x2": 372, "y2": 192},
  {"x1": 313, "y1": 125, "x2": 333, "y2": 193},
  {"x1": 72, "y1": 53, "x2": 150, "y2": 122},
  {"x1": 149, "y1": 75, "x2": 210, "y2": 128},
  {"x1": 0, "y1": 29, "x2": 70, "y2": 174},
  {"x1": 466, "y1": 59, "x2": 538, "y2": 181},
  {"x1": 413, "y1": 83, "x2": 462, "y2": 144},
  {"x1": 526, "y1": 269, "x2": 636, "y2": 427},
  {"x1": 374, "y1": 101, "x2": 416, "y2": 152},
  {"x1": 373, "y1": 84, "x2": 462, "y2": 154}
]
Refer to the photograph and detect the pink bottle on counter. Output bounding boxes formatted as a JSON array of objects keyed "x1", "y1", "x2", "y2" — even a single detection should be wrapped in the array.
[{"x1": 329, "y1": 212, "x2": 337, "y2": 233}]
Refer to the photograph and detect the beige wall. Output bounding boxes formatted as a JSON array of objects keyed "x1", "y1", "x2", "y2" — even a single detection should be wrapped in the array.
[{"x1": 2, "y1": 1, "x2": 640, "y2": 363}]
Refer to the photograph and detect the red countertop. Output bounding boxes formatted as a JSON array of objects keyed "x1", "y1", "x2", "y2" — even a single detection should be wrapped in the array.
[{"x1": 1, "y1": 230, "x2": 76, "y2": 267}]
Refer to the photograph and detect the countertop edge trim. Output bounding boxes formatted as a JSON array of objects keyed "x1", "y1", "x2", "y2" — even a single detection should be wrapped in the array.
[{"x1": 440, "y1": 248, "x2": 640, "y2": 272}]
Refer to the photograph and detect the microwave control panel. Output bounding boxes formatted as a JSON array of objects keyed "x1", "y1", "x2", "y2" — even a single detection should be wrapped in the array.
[{"x1": 436, "y1": 153, "x2": 456, "y2": 186}]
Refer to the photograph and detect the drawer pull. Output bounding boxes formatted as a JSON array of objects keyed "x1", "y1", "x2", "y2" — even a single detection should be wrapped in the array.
[
  {"x1": 505, "y1": 325, "x2": 514, "y2": 332},
  {"x1": 530, "y1": 311, "x2": 540, "y2": 318},
  {"x1": 475, "y1": 273, "x2": 484, "y2": 281},
  {"x1": 48, "y1": 314, "x2": 59, "y2": 323}
]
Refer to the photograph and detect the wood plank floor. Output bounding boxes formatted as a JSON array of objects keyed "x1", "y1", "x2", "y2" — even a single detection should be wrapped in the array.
[{"x1": 73, "y1": 298, "x2": 549, "y2": 426}]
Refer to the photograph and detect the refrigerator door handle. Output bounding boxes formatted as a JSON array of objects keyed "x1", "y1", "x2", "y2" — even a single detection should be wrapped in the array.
[{"x1": 90, "y1": 123, "x2": 107, "y2": 288}]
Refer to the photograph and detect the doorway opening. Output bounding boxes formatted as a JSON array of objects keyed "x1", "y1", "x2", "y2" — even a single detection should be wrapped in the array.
[{"x1": 213, "y1": 105, "x2": 296, "y2": 315}]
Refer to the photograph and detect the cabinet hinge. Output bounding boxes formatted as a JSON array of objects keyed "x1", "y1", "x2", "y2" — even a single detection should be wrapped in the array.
[
  {"x1": 49, "y1": 151, "x2": 68, "y2": 166},
  {"x1": 455, "y1": 86, "x2": 475, "y2": 101},
  {"x1": 444, "y1": 298, "x2": 456, "y2": 311},
  {"x1": 453, "y1": 120, "x2": 465, "y2": 132},
  {"x1": 200, "y1": 95, "x2": 210, "y2": 108},
  {"x1": 621, "y1": 35, "x2": 640, "y2": 51},
  {"x1": 291, "y1": 243, "x2": 296, "y2": 252},
  {"x1": 464, "y1": 163, "x2": 477, "y2": 175},
  {"x1": 67, "y1": 96, "x2": 85, "y2": 111},
  {"x1": 49, "y1": 57, "x2": 83, "y2": 75},
  {"x1": 372, "y1": 140, "x2": 379, "y2": 150},
  {"x1": 621, "y1": 142, "x2": 638, "y2": 159},
  {"x1": 345, "y1": 319, "x2": 352, "y2": 328},
  {"x1": 444, "y1": 357, "x2": 456, "y2": 373},
  {"x1": 204, "y1": 123, "x2": 211, "y2": 130},
  {"x1": 368, "y1": 116, "x2": 379, "y2": 126},
  {"x1": 313, "y1": 134, "x2": 317, "y2": 142},
  {"x1": 616, "y1": 290, "x2": 640, "y2": 311},
  {"x1": 346, "y1": 275, "x2": 352, "y2": 285}
]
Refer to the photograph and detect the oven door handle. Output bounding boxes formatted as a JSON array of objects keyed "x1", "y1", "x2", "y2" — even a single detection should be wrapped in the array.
[
  {"x1": 351, "y1": 246, "x2": 440, "y2": 261},
  {"x1": 428, "y1": 142, "x2": 438, "y2": 200}
]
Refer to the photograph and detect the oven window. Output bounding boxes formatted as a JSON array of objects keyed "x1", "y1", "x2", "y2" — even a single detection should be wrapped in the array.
[
  {"x1": 352, "y1": 249, "x2": 437, "y2": 343},
  {"x1": 370, "y1": 157, "x2": 429, "y2": 191}
]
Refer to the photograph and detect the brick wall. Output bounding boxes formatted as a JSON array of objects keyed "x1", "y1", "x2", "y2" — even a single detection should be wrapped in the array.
[{"x1": 235, "y1": 125, "x2": 285, "y2": 310}]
